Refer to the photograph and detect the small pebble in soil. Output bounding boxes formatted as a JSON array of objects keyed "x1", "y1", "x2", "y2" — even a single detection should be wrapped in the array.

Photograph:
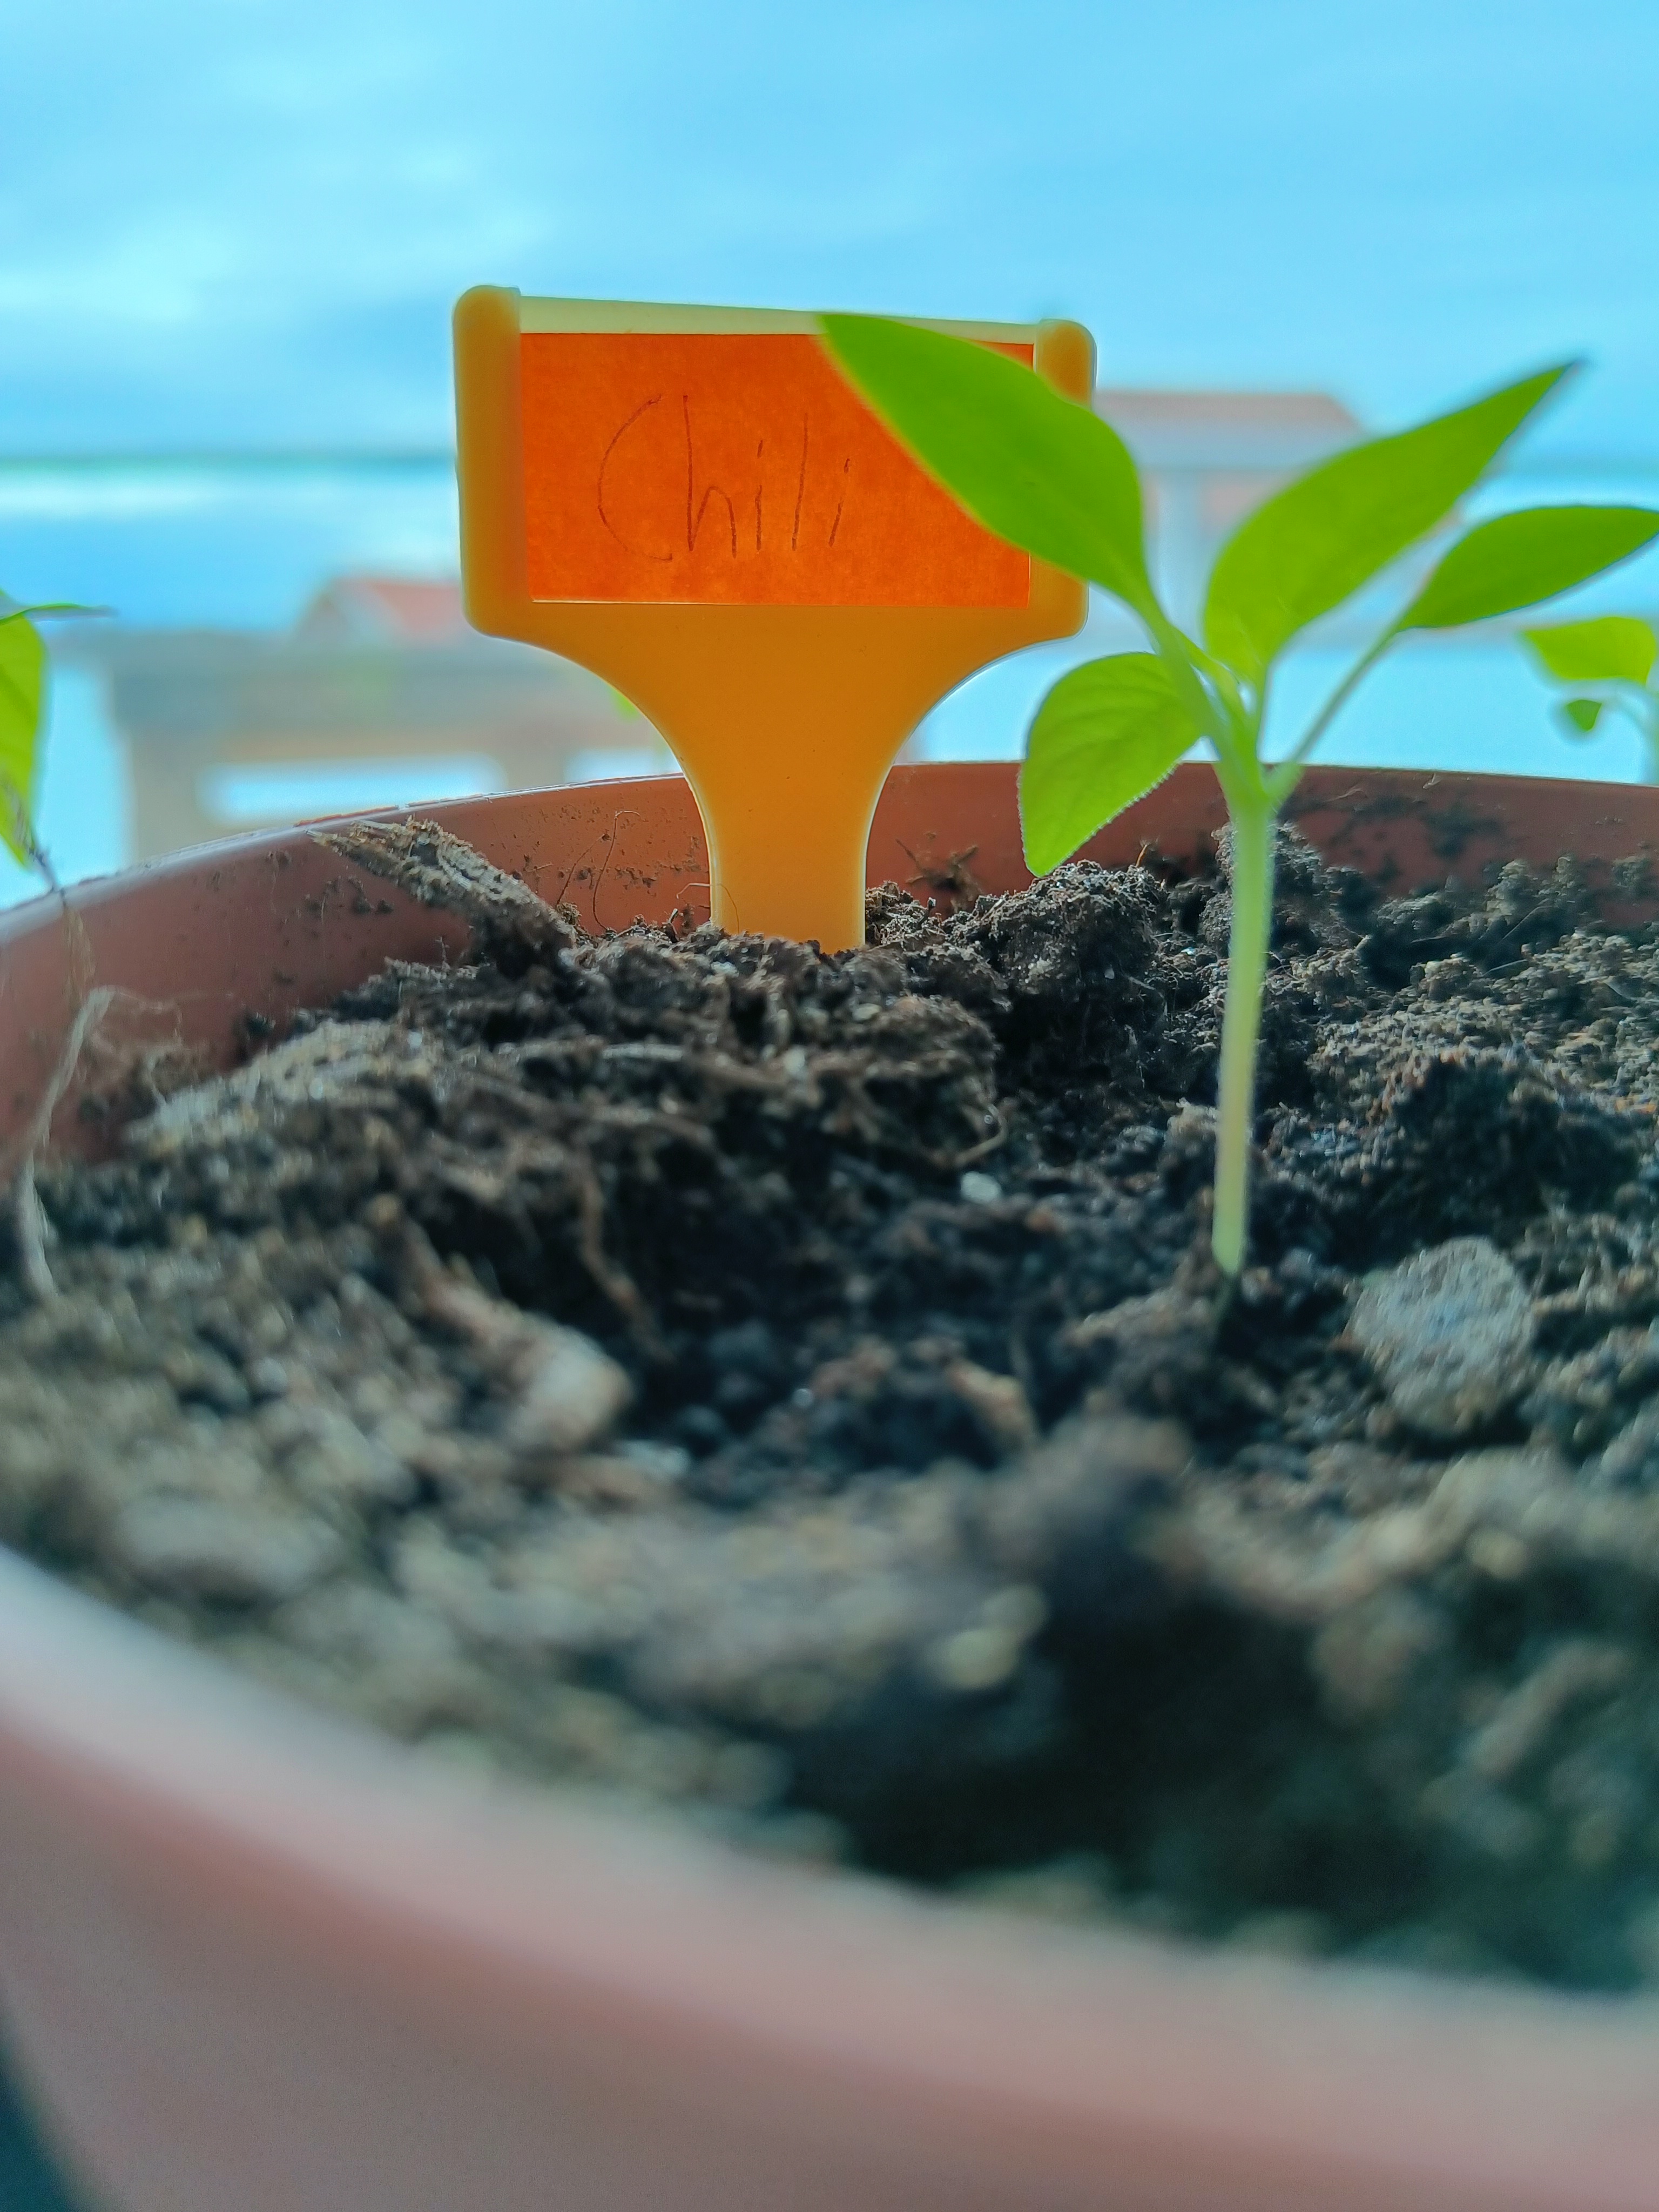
[{"x1": 1348, "y1": 1237, "x2": 1533, "y2": 1442}]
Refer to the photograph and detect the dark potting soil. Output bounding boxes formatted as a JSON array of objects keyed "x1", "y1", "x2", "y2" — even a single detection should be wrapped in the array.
[{"x1": 8, "y1": 816, "x2": 1659, "y2": 1992}]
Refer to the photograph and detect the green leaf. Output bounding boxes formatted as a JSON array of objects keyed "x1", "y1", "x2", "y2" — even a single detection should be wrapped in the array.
[
  {"x1": 1558, "y1": 697, "x2": 1605, "y2": 735},
  {"x1": 1521, "y1": 613, "x2": 1658, "y2": 686},
  {"x1": 1019, "y1": 654, "x2": 1201, "y2": 875},
  {"x1": 819, "y1": 313, "x2": 1158, "y2": 619},
  {"x1": 0, "y1": 602, "x2": 103, "y2": 623},
  {"x1": 1203, "y1": 362, "x2": 1575, "y2": 686},
  {"x1": 0, "y1": 610, "x2": 44, "y2": 863},
  {"x1": 1400, "y1": 505, "x2": 1659, "y2": 631}
]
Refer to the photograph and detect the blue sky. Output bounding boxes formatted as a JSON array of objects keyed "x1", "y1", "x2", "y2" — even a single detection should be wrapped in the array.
[
  {"x1": 3, "y1": 0, "x2": 1658, "y2": 896},
  {"x1": 5, "y1": 0, "x2": 1658, "y2": 453}
]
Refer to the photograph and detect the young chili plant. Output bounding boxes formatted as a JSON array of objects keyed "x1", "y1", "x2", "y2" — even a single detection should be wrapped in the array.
[
  {"x1": 819, "y1": 317, "x2": 1659, "y2": 1276},
  {"x1": 1521, "y1": 614, "x2": 1659, "y2": 779}
]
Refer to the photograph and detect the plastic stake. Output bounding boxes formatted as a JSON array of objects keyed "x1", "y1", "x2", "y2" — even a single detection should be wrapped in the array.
[{"x1": 454, "y1": 288, "x2": 1092, "y2": 949}]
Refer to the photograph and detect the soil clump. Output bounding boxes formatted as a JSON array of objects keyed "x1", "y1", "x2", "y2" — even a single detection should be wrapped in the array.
[{"x1": 9, "y1": 816, "x2": 1659, "y2": 1990}]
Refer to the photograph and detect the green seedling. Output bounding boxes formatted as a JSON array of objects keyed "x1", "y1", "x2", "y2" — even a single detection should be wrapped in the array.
[
  {"x1": 1521, "y1": 615, "x2": 1659, "y2": 778},
  {"x1": 0, "y1": 595, "x2": 104, "y2": 873},
  {"x1": 820, "y1": 316, "x2": 1659, "y2": 1277}
]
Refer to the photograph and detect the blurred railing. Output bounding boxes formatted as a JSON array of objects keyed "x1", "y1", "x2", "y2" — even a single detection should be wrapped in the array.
[{"x1": 1, "y1": 427, "x2": 1657, "y2": 900}]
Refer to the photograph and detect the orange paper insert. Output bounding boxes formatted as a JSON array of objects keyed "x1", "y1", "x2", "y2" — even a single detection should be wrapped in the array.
[{"x1": 521, "y1": 333, "x2": 1032, "y2": 608}]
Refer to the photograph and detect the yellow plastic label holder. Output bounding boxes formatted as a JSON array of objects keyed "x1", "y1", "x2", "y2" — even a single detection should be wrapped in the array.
[{"x1": 454, "y1": 287, "x2": 1094, "y2": 949}]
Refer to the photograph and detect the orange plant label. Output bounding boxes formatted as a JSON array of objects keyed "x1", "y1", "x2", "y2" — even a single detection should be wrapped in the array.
[{"x1": 520, "y1": 332, "x2": 1032, "y2": 608}]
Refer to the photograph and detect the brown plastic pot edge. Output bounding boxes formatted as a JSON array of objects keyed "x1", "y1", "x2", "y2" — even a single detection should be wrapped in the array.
[
  {"x1": 4, "y1": 760, "x2": 1657, "y2": 1164},
  {"x1": 5, "y1": 759, "x2": 1658, "y2": 1169}
]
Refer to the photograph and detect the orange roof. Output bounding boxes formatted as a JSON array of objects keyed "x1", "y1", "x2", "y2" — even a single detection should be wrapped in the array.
[
  {"x1": 296, "y1": 575, "x2": 469, "y2": 644},
  {"x1": 1096, "y1": 389, "x2": 1362, "y2": 472}
]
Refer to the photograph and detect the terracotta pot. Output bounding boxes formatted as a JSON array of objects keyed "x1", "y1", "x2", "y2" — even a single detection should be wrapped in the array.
[{"x1": 2, "y1": 761, "x2": 1658, "y2": 2212}]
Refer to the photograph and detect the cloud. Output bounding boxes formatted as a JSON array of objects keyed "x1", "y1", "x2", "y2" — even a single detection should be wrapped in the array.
[{"x1": 0, "y1": 0, "x2": 1655, "y2": 448}]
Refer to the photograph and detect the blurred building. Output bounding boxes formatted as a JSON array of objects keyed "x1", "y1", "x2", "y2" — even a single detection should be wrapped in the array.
[
  {"x1": 1096, "y1": 388, "x2": 1363, "y2": 626},
  {"x1": 70, "y1": 576, "x2": 669, "y2": 861}
]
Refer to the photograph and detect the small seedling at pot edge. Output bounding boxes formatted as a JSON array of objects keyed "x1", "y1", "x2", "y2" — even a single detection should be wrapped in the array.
[
  {"x1": 819, "y1": 318, "x2": 1659, "y2": 1278},
  {"x1": 0, "y1": 594, "x2": 104, "y2": 873},
  {"x1": 1521, "y1": 615, "x2": 1659, "y2": 780}
]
